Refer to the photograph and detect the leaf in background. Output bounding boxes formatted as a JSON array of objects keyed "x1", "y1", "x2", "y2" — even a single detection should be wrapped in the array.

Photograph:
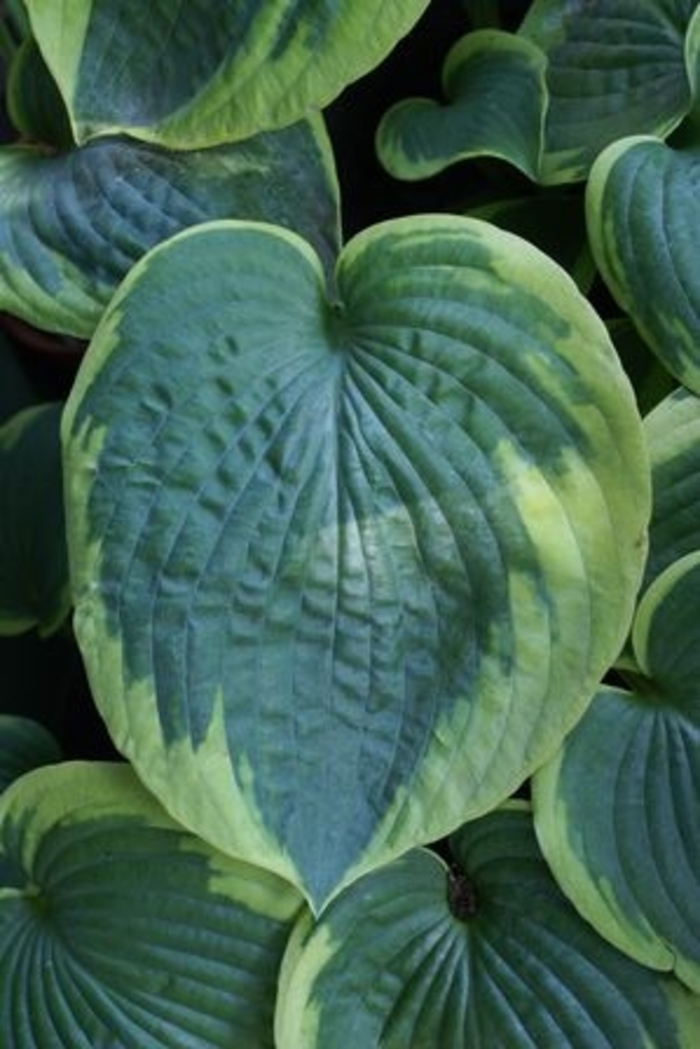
[
  {"x1": 6, "y1": 35, "x2": 73, "y2": 148},
  {"x1": 377, "y1": 0, "x2": 699, "y2": 186},
  {"x1": 25, "y1": 0, "x2": 430, "y2": 148},
  {"x1": 607, "y1": 318, "x2": 677, "y2": 418},
  {"x1": 0, "y1": 117, "x2": 340, "y2": 338},
  {"x1": 0, "y1": 403, "x2": 69, "y2": 637},
  {"x1": 0, "y1": 715, "x2": 62, "y2": 792},
  {"x1": 468, "y1": 191, "x2": 595, "y2": 292},
  {"x1": 275, "y1": 804, "x2": 700, "y2": 1047},
  {"x1": 643, "y1": 387, "x2": 700, "y2": 589},
  {"x1": 0, "y1": 328, "x2": 40, "y2": 425},
  {"x1": 0, "y1": 761, "x2": 302, "y2": 1048},
  {"x1": 533, "y1": 552, "x2": 700, "y2": 993},
  {"x1": 377, "y1": 29, "x2": 548, "y2": 182},
  {"x1": 521, "y1": 0, "x2": 699, "y2": 181},
  {"x1": 62, "y1": 215, "x2": 649, "y2": 911},
  {"x1": 587, "y1": 135, "x2": 700, "y2": 393}
]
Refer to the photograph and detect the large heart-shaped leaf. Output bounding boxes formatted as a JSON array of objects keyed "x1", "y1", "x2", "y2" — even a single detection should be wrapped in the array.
[
  {"x1": 275, "y1": 804, "x2": 700, "y2": 1047},
  {"x1": 0, "y1": 403, "x2": 69, "y2": 637},
  {"x1": 62, "y1": 215, "x2": 650, "y2": 910},
  {"x1": 533, "y1": 552, "x2": 700, "y2": 993},
  {"x1": 0, "y1": 761, "x2": 302, "y2": 1047},
  {"x1": 643, "y1": 387, "x2": 700, "y2": 588},
  {"x1": 0, "y1": 117, "x2": 339, "y2": 338},
  {"x1": 587, "y1": 136, "x2": 700, "y2": 393},
  {"x1": 25, "y1": 0, "x2": 430, "y2": 148},
  {"x1": 377, "y1": 0, "x2": 699, "y2": 186}
]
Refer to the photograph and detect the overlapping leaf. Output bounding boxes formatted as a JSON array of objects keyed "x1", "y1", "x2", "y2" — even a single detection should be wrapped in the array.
[
  {"x1": 0, "y1": 761, "x2": 302, "y2": 1048},
  {"x1": 0, "y1": 715, "x2": 62, "y2": 792},
  {"x1": 275, "y1": 804, "x2": 700, "y2": 1047},
  {"x1": 533, "y1": 552, "x2": 700, "y2": 993},
  {"x1": 0, "y1": 117, "x2": 340, "y2": 337},
  {"x1": 377, "y1": 0, "x2": 700, "y2": 185},
  {"x1": 25, "y1": 0, "x2": 430, "y2": 148},
  {"x1": 0, "y1": 403, "x2": 69, "y2": 637},
  {"x1": 643, "y1": 387, "x2": 700, "y2": 588},
  {"x1": 62, "y1": 215, "x2": 649, "y2": 910},
  {"x1": 587, "y1": 136, "x2": 700, "y2": 393}
]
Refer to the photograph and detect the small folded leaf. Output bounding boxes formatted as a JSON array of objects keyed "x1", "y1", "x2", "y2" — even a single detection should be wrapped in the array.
[
  {"x1": 0, "y1": 761, "x2": 302, "y2": 1048},
  {"x1": 275, "y1": 804, "x2": 700, "y2": 1047},
  {"x1": 0, "y1": 118, "x2": 340, "y2": 337},
  {"x1": 587, "y1": 136, "x2": 700, "y2": 393},
  {"x1": 643, "y1": 387, "x2": 700, "y2": 588},
  {"x1": 6, "y1": 35, "x2": 73, "y2": 148},
  {"x1": 63, "y1": 215, "x2": 650, "y2": 911},
  {"x1": 0, "y1": 715, "x2": 62, "y2": 792},
  {"x1": 25, "y1": 0, "x2": 430, "y2": 148},
  {"x1": 377, "y1": 0, "x2": 699, "y2": 186},
  {"x1": 533, "y1": 553, "x2": 700, "y2": 993},
  {"x1": 0, "y1": 403, "x2": 69, "y2": 637},
  {"x1": 377, "y1": 30, "x2": 547, "y2": 182}
]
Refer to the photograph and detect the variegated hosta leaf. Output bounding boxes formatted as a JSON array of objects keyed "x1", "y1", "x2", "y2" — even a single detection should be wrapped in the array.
[
  {"x1": 377, "y1": 0, "x2": 699, "y2": 186},
  {"x1": 62, "y1": 215, "x2": 650, "y2": 911},
  {"x1": 24, "y1": 0, "x2": 430, "y2": 148},
  {"x1": 643, "y1": 387, "x2": 700, "y2": 589},
  {"x1": 587, "y1": 136, "x2": 700, "y2": 393},
  {"x1": 0, "y1": 716, "x2": 62, "y2": 793},
  {"x1": 521, "y1": 0, "x2": 700, "y2": 182},
  {"x1": 6, "y1": 35, "x2": 73, "y2": 148},
  {"x1": 0, "y1": 118, "x2": 340, "y2": 338},
  {"x1": 0, "y1": 403, "x2": 69, "y2": 637},
  {"x1": 275, "y1": 804, "x2": 700, "y2": 1047},
  {"x1": 533, "y1": 552, "x2": 700, "y2": 993},
  {"x1": 0, "y1": 761, "x2": 302, "y2": 1048},
  {"x1": 377, "y1": 30, "x2": 548, "y2": 182}
]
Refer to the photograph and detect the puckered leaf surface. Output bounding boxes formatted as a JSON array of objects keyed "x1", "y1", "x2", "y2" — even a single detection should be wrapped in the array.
[
  {"x1": 0, "y1": 762, "x2": 302, "y2": 1048},
  {"x1": 62, "y1": 214, "x2": 649, "y2": 910},
  {"x1": 0, "y1": 117, "x2": 339, "y2": 338},
  {"x1": 534, "y1": 552, "x2": 700, "y2": 993},
  {"x1": 275, "y1": 804, "x2": 700, "y2": 1047},
  {"x1": 25, "y1": 0, "x2": 430, "y2": 147}
]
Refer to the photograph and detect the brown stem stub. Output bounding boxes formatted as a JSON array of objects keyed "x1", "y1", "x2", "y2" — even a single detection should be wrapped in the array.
[{"x1": 447, "y1": 866, "x2": 478, "y2": 921}]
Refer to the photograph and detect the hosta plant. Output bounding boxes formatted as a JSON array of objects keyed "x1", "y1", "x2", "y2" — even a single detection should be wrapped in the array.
[{"x1": 1, "y1": 1, "x2": 699, "y2": 1046}]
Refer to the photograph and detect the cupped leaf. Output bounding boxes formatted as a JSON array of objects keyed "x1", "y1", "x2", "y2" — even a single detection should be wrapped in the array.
[
  {"x1": 0, "y1": 715, "x2": 62, "y2": 792},
  {"x1": 275, "y1": 804, "x2": 700, "y2": 1047},
  {"x1": 587, "y1": 135, "x2": 700, "y2": 393},
  {"x1": 62, "y1": 215, "x2": 650, "y2": 911},
  {"x1": 533, "y1": 552, "x2": 700, "y2": 993},
  {"x1": 0, "y1": 117, "x2": 340, "y2": 338},
  {"x1": 377, "y1": 29, "x2": 548, "y2": 182},
  {"x1": 0, "y1": 761, "x2": 302, "y2": 1048},
  {"x1": 0, "y1": 403, "x2": 69, "y2": 637},
  {"x1": 644, "y1": 387, "x2": 700, "y2": 588},
  {"x1": 377, "y1": 0, "x2": 699, "y2": 186},
  {"x1": 25, "y1": 0, "x2": 430, "y2": 148}
]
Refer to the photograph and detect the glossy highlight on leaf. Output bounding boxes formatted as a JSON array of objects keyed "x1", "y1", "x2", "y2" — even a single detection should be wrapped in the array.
[
  {"x1": 0, "y1": 762, "x2": 302, "y2": 1048},
  {"x1": 275, "y1": 804, "x2": 700, "y2": 1047},
  {"x1": 62, "y1": 214, "x2": 650, "y2": 910}
]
